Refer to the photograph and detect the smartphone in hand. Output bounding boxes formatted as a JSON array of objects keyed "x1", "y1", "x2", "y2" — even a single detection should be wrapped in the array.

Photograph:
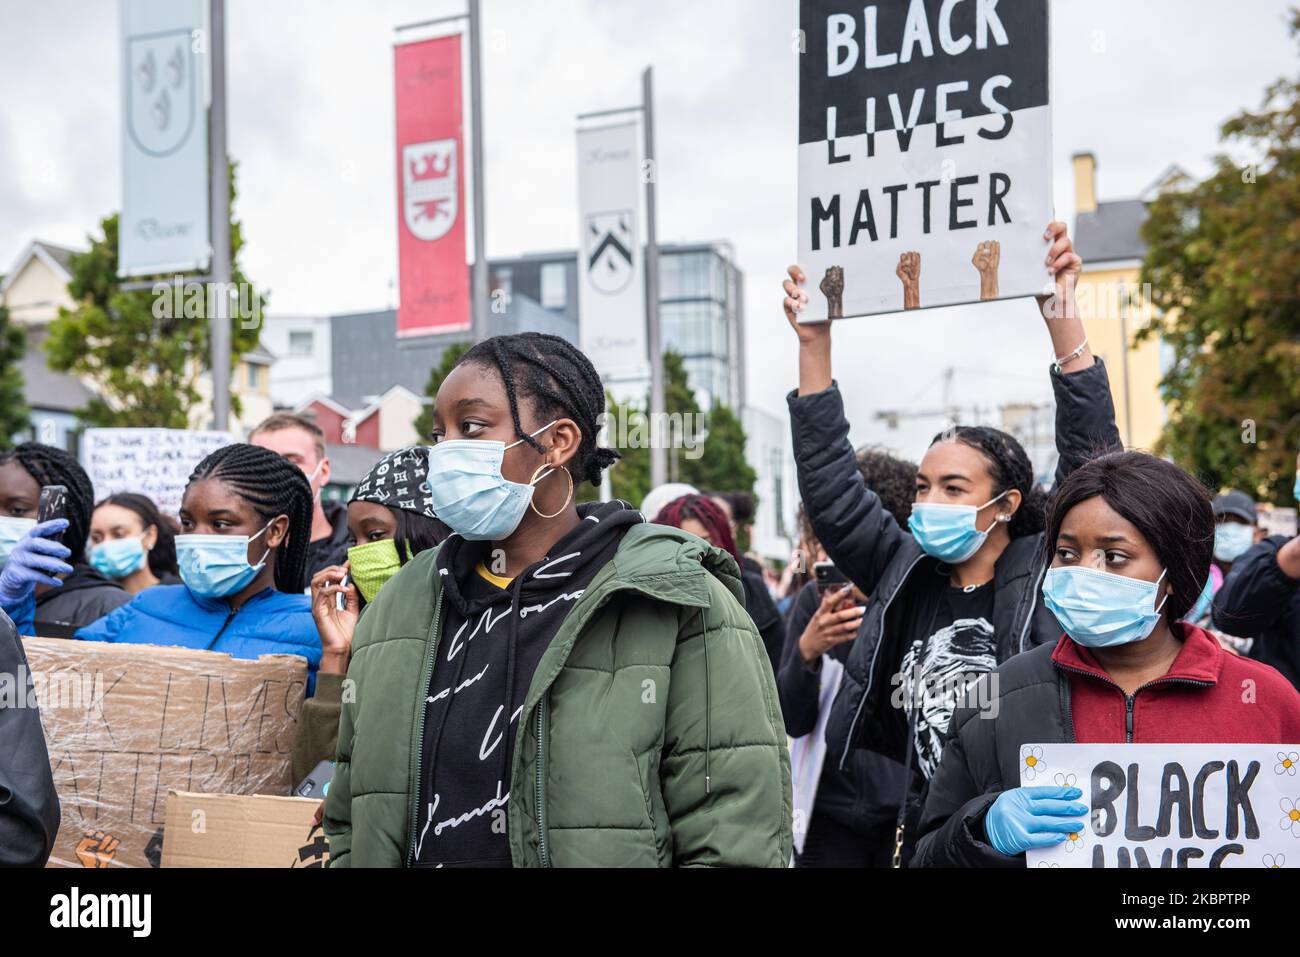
[
  {"x1": 37, "y1": 484, "x2": 68, "y2": 542},
  {"x1": 814, "y1": 560, "x2": 865, "y2": 606}
]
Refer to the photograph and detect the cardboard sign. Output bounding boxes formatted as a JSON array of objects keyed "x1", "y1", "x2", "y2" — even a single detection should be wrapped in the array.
[
  {"x1": 797, "y1": 0, "x2": 1052, "y2": 320},
  {"x1": 161, "y1": 792, "x2": 328, "y2": 868},
  {"x1": 1021, "y1": 743, "x2": 1300, "y2": 869},
  {"x1": 23, "y1": 638, "x2": 307, "y2": 869},
  {"x1": 82, "y1": 428, "x2": 232, "y2": 516}
]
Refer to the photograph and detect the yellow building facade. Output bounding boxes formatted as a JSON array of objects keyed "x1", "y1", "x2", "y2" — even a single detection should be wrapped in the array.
[{"x1": 1071, "y1": 154, "x2": 1169, "y2": 452}]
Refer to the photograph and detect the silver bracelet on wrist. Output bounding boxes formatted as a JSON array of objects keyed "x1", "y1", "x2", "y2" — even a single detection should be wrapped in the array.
[{"x1": 1053, "y1": 336, "x2": 1089, "y2": 374}]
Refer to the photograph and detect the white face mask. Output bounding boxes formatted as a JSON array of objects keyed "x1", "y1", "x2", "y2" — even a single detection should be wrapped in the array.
[{"x1": 304, "y1": 459, "x2": 325, "y2": 502}]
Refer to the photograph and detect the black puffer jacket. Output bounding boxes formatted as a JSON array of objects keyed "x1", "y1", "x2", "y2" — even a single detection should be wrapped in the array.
[
  {"x1": 787, "y1": 361, "x2": 1120, "y2": 776},
  {"x1": 0, "y1": 609, "x2": 60, "y2": 865},
  {"x1": 33, "y1": 563, "x2": 130, "y2": 638},
  {"x1": 1212, "y1": 535, "x2": 1300, "y2": 690},
  {"x1": 909, "y1": 642, "x2": 1068, "y2": 867}
]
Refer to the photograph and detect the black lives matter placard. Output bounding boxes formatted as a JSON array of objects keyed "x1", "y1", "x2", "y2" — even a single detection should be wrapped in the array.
[
  {"x1": 797, "y1": 0, "x2": 1051, "y2": 321},
  {"x1": 1022, "y1": 744, "x2": 1300, "y2": 868}
]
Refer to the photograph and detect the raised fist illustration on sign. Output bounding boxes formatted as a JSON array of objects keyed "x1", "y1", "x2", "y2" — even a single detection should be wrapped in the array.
[
  {"x1": 75, "y1": 829, "x2": 121, "y2": 868},
  {"x1": 896, "y1": 252, "x2": 921, "y2": 311},
  {"x1": 820, "y1": 266, "x2": 845, "y2": 320},
  {"x1": 972, "y1": 240, "x2": 1001, "y2": 301}
]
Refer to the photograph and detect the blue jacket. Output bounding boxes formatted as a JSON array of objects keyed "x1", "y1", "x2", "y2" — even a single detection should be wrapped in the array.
[{"x1": 74, "y1": 584, "x2": 321, "y2": 694}]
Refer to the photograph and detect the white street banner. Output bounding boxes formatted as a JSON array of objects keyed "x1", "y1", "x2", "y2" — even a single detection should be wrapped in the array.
[
  {"x1": 1022, "y1": 743, "x2": 1300, "y2": 869},
  {"x1": 797, "y1": 0, "x2": 1052, "y2": 321},
  {"x1": 82, "y1": 428, "x2": 232, "y2": 517},
  {"x1": 119, "y1": 0, "x2": 210, "y2": 277},
  {"x1": 576, "y1": 122, "x2": 647, "y2": 380}
]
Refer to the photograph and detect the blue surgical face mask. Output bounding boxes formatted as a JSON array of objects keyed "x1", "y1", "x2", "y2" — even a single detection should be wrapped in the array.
[
  {"x1": 176, "y1": 525, "x2": 271, "y2": 599},
  {"x1": 907, "y1": 492, "x2": 1009, "y2": 564},
  {"x1": 1293, "y1": 473, "x2": 1300, "y2": 503},
  {"x1": 426, "y1": 422, "x2": 558, "y2": 542},
  {"x1": 1187, "y1": 575, "x2": 1215, "y2": 624},
  {"x1": 1213, "y1": 522, "x2": 1255, "y2": 564},
  {"x1": 90, "y1": 534, "x2": 148, "y2": 580},
  {"x1": 1042, "y1": 565, "x2": 1169, "y2": 648},
  {"x1": 0, "y1": 516, "x2": 36, "y2": 566}
]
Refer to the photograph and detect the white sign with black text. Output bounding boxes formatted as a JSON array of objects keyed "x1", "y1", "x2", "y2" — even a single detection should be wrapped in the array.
[
  {"x1": 1022, "y1": 743, "x2": 1300, "y2": 869},
  {"x1": 797, "y1": 0, "x2": 1053, "y2": 321},
  {"x1": 82, "y1": 428, "x2": 232, "y2": 517}
]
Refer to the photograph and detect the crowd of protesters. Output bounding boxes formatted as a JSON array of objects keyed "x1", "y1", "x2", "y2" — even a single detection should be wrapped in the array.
[{"x1": 2, "y1": 223, "x2": 1300, "y2": 868}]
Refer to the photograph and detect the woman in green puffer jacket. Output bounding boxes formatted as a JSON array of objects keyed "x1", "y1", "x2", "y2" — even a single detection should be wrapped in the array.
[{"x1": 323, "y1": 333, "x2": 792, "y2": 868}]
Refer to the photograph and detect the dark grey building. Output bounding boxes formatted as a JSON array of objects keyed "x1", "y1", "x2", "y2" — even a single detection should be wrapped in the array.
[{"x1": 329, "y1": 242, "x2": 745, "y2": 411}]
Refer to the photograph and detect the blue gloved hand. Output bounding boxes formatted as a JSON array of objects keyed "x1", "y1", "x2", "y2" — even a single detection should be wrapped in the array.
[
  {"x1": 983, "y1": 785, "x2": 1087, "y2": 856},
  {"x1": 0, "y1": 519, "x2": 72, "y2": 605}
]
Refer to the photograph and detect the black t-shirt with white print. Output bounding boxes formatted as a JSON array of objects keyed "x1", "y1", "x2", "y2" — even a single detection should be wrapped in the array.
[
  {"x1": 411, "y1": 501, "x2": 642, "y2": 867},
  {"x1": 898, "y1": 582, "x2": 997, "y2": 780}
]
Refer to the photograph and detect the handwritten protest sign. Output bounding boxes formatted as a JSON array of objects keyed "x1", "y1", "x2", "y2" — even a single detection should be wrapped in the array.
[
  {"x1": 23, "y1": 638, "x2": 307, "y2": 868},
  {"x1": 82, "y1": 428, "x2": 232, "y2": 516},
  {"x1": 1022, "y1": 743, "x2": 1300, "y2": 869},
  {"x1": 797, "y1": 0, "x2": 1052, "y2": 320}
]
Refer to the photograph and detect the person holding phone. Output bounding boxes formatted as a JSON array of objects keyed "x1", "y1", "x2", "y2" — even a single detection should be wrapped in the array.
[
  {"x1": 0, "y1": 443, "x2": 130, "y2": 637},
  {"x1": 293, "y1": 446, "x2": 449, "y2": 784},
  {"x1": 325, "y1": 333, "x2": 790, "y2": 867},
  {"x1": 780, "y1": 447, "x2": 916, "y2": 868}
]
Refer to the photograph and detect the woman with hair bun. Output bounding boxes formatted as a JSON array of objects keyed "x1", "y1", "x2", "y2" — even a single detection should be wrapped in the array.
[
  {"x1": 912, "y1": 451, "x2": 1300, "y2": 867},
  {"x1": 781, "y1": 222, "x2": 1122, "y2": 864}
]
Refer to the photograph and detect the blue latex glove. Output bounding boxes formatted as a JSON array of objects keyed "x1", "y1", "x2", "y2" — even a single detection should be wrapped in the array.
[
  {"x1": 0, "y1": 519, "x2": 72, "y2": 605},
  {"x1": 984, "y1": 785, "x2": 1087, "y2": 856}
]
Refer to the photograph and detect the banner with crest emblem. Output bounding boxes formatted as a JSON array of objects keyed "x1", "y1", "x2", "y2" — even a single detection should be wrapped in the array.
[
  {"x1": 575, "y1": 121, "x2": 647, "y2": 380},
  {"x1": 395, "y1": 34, "x2": 470, "y2": 338},
  {"x1": 119, "y1": 0, "x2": 210, "y2": 277}
]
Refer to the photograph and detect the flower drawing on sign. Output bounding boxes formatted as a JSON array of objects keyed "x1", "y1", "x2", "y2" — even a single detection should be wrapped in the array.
[
  {"x1": 1036, "y1": 861, "x2": 1060, "y2": 868},
  {"x1": 1063, "y1": 829, "x2": 1086, "y2": 853},
  {"x1": 1262, "y1": 854, "x2": 1286, "y2": 868},
  {"x1": 1020, "y1": 745, "x2": 1046, "y2": 781},
  {"x1": 1276, "y1": 751, "x2": 1298, "y2": 776},
  {"x1": 1280, "y1": 797, "x2": 1300, "y2": 837},
  {"x1": 1053, "y1": 772, "x2": 1078, "y2": 790}
]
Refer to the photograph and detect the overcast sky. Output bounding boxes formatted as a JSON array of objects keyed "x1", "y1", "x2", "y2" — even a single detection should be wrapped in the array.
[{"x1": 2, "y1": 0, "x2": 1297, "y2": 458}]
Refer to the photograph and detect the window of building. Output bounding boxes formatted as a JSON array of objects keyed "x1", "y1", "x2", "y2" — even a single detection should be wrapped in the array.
[
  {"x1": 288, "y1": 330, "x2": 314, "y2": 356},
  {"x1": 247, "y1": 363, "x2": 263, "y2": 390},
  {"x1": 540, "y1": 262, "x2": 567, "y2": 310}
]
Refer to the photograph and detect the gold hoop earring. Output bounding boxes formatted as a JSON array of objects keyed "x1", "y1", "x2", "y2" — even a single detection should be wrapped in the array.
[{"x1": 529, "y1": 465, "x2": 573, "y2": 519}]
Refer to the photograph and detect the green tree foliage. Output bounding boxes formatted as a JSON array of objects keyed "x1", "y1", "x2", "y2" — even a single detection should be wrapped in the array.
[
  {"x1": 587, "y1": 350, "x2": 757, "y2": 512},
  {"x1": 414, "y1": 340, "x2": 473, "y2": 440},
  {"x1": 44, "y1": 163, "x2": 262, "y2": 428},
  {"x1": 0, "y1": 297, "x2": 29, "y2": 446},
  {"x1": 1137, "y1": 9, "x2": 1300, "y2": 503}
]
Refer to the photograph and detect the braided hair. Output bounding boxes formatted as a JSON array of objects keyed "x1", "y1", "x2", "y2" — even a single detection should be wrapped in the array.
[
  {"x1": 456, "y1": 333, "x2": 620, "y2": 486},
  {"x1": 187, "y1": 444, "x2": 314, "y2": 593},
  {"x1": 0, "y1": 442, "x2": 95, "y2": 563},
  {"x1": 97, "y1": 492, "x2": 179, "y2": 579},
  {"x1": 654, "y1": 494, "x2": 740, "y2": 561},
  {"x1": 929, "y1": 426, "x2": 1046, "y2": 539}
]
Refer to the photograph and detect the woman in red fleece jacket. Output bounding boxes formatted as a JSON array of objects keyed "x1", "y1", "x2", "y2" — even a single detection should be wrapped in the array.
[{"x1": 913, "y1": 451, "x2": 1300, "y2": 867}]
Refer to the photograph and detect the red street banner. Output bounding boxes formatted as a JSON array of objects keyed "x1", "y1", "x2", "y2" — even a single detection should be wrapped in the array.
[{"x1": 395, "y1": 34, "x2": 470, "y2": 338}]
